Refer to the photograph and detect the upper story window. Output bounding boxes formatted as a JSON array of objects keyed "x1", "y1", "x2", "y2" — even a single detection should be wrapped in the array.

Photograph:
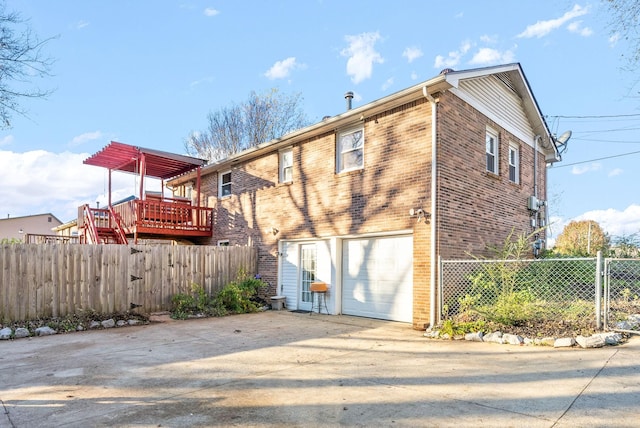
[
  {"x1": 485, "y1": 128, "x2": 498, "y2": 174},
  {"x1": 509, "y1": 144, "x2": 519, "y2": 184},
  {"x1": 219, "y1": 171, "x2": 231, "y2": 198},
  {"x1": 279, "y1": 147, "x2": 293, "y2": 183},
  {"x1": 337, "y1": 127, "x2": 364, "y2": 173}
]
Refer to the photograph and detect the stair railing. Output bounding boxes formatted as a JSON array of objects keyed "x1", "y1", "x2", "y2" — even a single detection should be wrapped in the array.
[
  {"x1": 82, "y1": 204, "x2": 101, "y2": 244},
  {"x1": 108, "y1": 205, "x2": 129, "y2": 244}
]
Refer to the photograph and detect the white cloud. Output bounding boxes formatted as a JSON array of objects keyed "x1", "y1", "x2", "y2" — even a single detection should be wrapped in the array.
[
  {"x1": 189, "y1": 75, "x2": 215, "y2": 88},
  {"x1": 608, "y1": 168, "x2": 623, "y2": 177},
  {"x1": 567, "y1": 21, "x2": 593, "y2": 37},
  {"x1": 0, "y1": 135, "x2": 13, "y2": 146},
  {"x1": 69, "y1": 131, "x2": 103, "y2": 147},
  {"x1": 517, "y1": 4, "x2": 590, "y2": 38},
  {"x1": 548, "y1": 204, "x2": 640, "y2": 246},
  {"x1": 76, "y1": 20, "x2": 89, "y2": 30},
  {"x1": 571, "y1": 162, "x2": 601, "y2": 175},
  {"x1": 0, "y1": 150, "x2": 161, "y2": 221},
  {"x1": 480, "y1": 34, "x2": 497, "y2": 44},
  {"x1": 381, "y1": 77, "x2": 394, "y2": 91},
  {"x1": 402, "y1": 46, "x2": 423, "y2": 63},
  {"x1": 469, "y1": 47, "x2": 516, "y2": 65},
  {"x1": 341, "y1": 32, "x2": 384, "y2": 84},
  {"x1": 204, "y1": 8, "x2": 220, "y2": 17},
  {"x1": 434, "y1": 40, "x2": 471, "y2": 69},
  {"x1": 264, "y1": 57, "x2": 305, "y2": 80},
  {"x1": 577, "y1": 205, "x2": 640, "y2": 237},
  {"x1": 609, "y1": 33, "x2": 620, "y2": 47},
  {"x1": 410, "y1": 71, "x2": 418, "y2": 80}
]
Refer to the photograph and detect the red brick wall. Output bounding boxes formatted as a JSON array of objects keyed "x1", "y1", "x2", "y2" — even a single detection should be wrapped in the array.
[
  {"x1": 435, "y1": 91, "x2": 546, "y2": 260},
  {"x1": 199, "y1": 99, "x2": 434, "y2": 328}
]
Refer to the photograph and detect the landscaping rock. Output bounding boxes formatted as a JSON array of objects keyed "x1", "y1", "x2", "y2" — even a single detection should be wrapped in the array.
[
  {"x1": 116, "y1": 320, "x2": 127, "y2": 327},
  {"x1": 35, "y1": 326, "x2": 56, "y2": 336},
  {"x1": 0, "y1": 327, "x2": 12, "y2": 339},
  {"x1": 76, "y1": 325, "x2": 84, "y2": 331},
  {"x1": 554, "y1": 337, "x2": 575, "y2": 348},
  {"x1": 15, "y1": 328, "x2": 30, "y2": 338},
  {"x1": 597, "y1": 332, "x2": 624, "y2": 346},
  {"x1": 503, "y1": 333, "x2": 524, "y2": 345},
  {"x1": 483, "y1": 331, "x2": 505, "y2": 344},
  {"x1": 576, "y1": 335, "x2": 606, "y2": 349},
  {"x1": 101, "y1": 319, "x2": 116, "y2": 328},
  {"x1": 537, "y1": 337, "x2": 556, "y2": 347},
  {"x1": 89, "y1": 321, "x2": 101, "y2": 329},
  {"x1": 628, "y1": 314, "x2": 640, "y2": 323},
  {"x1": 464, "y1": 332, "x2": 484, "y2": 342},
  {"x1": 128, "y1": 319, "x2": 141, "y2": 326},
  {"x1": 0, "y1": 327, "x2": 13, "y2": 340},
  {"x1": 616, "y1": 320, "x2": 635, "y2": 330}
]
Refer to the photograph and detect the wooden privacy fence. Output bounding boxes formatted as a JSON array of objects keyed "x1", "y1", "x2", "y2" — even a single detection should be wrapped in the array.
[{"x1": 0, "y1": 243, "x2": 257, "y2": 322}]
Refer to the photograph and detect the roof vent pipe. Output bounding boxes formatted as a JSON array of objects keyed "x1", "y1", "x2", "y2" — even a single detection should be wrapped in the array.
[{"x1": 345, "y1": 91, "x2": 354, "y2": 110}]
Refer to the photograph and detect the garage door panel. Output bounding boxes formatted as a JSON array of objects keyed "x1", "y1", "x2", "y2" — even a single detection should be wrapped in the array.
[{"x1": 342, "y1": 235, "x2": 413, "y2": 323}]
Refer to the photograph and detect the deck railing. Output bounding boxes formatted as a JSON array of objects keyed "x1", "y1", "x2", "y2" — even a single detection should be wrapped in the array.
[{"x1": 113, "y1": 199, "x2": 213, "y2": 235}]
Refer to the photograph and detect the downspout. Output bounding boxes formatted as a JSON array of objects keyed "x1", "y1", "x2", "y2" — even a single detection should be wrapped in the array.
[
  {"x1": 423, "y1": 85, "x2": 438, "y2": 329},
  {"x1": 533, "y1": 135, "x2": 541, "y2": 199}
]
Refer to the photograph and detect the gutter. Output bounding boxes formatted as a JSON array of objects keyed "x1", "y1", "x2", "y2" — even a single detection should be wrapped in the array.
[
  {"x1": 423, "y1": 85, "x2": 438, "y2": 329},
  {"x1": 170, "y1": 74, "x2": 448, "y2": 186}
]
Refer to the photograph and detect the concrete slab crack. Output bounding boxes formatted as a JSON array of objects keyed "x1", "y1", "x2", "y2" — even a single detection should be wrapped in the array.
[{"x1": 551, "y1": 349, "x2": 619, "y2": 427}]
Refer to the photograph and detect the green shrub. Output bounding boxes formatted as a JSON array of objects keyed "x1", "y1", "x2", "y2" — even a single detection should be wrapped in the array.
[
  {"x1": 439, "y1": 319, "x2": 487, "y2": 337},
  {"x1": 216, "y1": 272, "x2": 267, "y2": 314},
  {"x1": 171, "y1": 283, "x2": 226, "y2": 319},
  {"x1": 489, "y1": 290, "x2": 541, "y2": 326}
]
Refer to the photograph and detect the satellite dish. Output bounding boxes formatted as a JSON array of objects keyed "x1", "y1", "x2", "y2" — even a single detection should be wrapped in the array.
[{"x1": 555, "y1": 130, "x2": 571, "y2": 154}]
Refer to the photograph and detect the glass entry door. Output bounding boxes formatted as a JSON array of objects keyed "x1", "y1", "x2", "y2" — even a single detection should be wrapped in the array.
[{"x1": 299, "y1": 244, "x2": 317, "y2": 311}]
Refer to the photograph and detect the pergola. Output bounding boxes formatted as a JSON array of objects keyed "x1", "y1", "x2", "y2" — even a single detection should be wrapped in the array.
[{"x1": 84, "y1": 141, "x2": 206, "y2": 207}]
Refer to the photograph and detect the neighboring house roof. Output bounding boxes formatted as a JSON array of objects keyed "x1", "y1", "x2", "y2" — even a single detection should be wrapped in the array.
[
  {"x1": 170, "y1": 62, "x2": 557, "y2": 184},
  {"x1": 84, "y1": 141, "x2": 208, "y2": 180},
  {"x1": 0, "y1": 213, "x2": 63, "y2": 224},
  {"x1": 0, "y1": 213, "x2": 64, "y2": 240},
  {"x1": 52, "y1": 218, "x2": 78, "y2": 232}
]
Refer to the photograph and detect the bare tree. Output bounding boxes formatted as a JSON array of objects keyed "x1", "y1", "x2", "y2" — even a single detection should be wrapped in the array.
[
  {"x1": 603, "y1": 0, "x2": 640, "y2": 70},
  {"x1": 0, "y1": 2, "x2": 55, "y2": 128},
  {"x1": 185, "y1": 88, "x2": 310, "y2": 161}
]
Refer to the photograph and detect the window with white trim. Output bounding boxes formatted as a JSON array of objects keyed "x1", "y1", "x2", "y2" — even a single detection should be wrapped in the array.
[
  {"x1": 279, "y1": 147, "x2": 293, "y2": 183},
  {"x1": 219, "y1": 171, "x2": 231, "y2": 198},
  {"x1": 508, "y1": 144, "x2": 519, "y2": 183},
  {"x1": 337, "y1": 127, "x2": 364, "y2": 173},
  {"x1": 217, "y1": 240, "x2": 229, "y2": 246},
  {"x1": 486, "y1": 128, "x2": 498, "y2": 174}
]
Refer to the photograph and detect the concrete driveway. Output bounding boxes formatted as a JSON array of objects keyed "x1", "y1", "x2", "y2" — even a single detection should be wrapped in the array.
[{"x1": 1, "y1": 311, "x2": 639, "y2": 427}]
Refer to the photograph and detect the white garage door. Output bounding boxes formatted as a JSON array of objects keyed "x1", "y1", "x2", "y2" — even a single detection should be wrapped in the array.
[{"x1": 342, "y1": 235, "x2": 413, "y2": 322}]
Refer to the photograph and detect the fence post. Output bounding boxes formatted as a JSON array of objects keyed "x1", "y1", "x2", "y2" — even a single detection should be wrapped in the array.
[
  {"x1": 595, "y1": 250, "x2": 602, "y2": 330},
  {"x1": 437, "y1": 255, "x2": 442, "y2": 325}
]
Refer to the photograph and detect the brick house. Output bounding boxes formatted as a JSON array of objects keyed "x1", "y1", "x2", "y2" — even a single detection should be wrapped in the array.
[{"x1": 170, "y1": 63, "x2": 561, "y2": 329}]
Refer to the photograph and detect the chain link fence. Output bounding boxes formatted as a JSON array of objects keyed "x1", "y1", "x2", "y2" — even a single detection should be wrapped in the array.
[
  {"x1": 439, "y1": 257, "x2": 600, "y2": 333},
  {"x1": 604, "y1": 258, "x2": 640, "y2": 333}
]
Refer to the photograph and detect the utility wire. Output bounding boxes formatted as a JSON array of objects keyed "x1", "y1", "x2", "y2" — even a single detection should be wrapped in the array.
[
  {"x1": 547, "y1": 113, "x2": 640, "y2": 119},
  {"x1": 552, "y1": 150, "x2": 640, "y2": 168}
]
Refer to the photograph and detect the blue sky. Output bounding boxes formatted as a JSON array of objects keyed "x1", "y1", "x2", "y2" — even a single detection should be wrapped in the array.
[{"x1": 1, "y1": 1, "x2": 639, "y2": 244}]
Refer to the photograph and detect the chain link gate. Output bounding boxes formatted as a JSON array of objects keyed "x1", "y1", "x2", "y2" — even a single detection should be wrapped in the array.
[{"x1": 604, "y1": 258, "x2": 640, "y2": 334}]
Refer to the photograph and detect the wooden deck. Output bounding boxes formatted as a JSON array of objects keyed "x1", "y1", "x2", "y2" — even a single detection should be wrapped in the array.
[
  {"x1": 115, "y1": 198, "x2": 213, "y2": 238},
  {"x1": 80, "y1": 198, "x2": 213, "y2": 243}
]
